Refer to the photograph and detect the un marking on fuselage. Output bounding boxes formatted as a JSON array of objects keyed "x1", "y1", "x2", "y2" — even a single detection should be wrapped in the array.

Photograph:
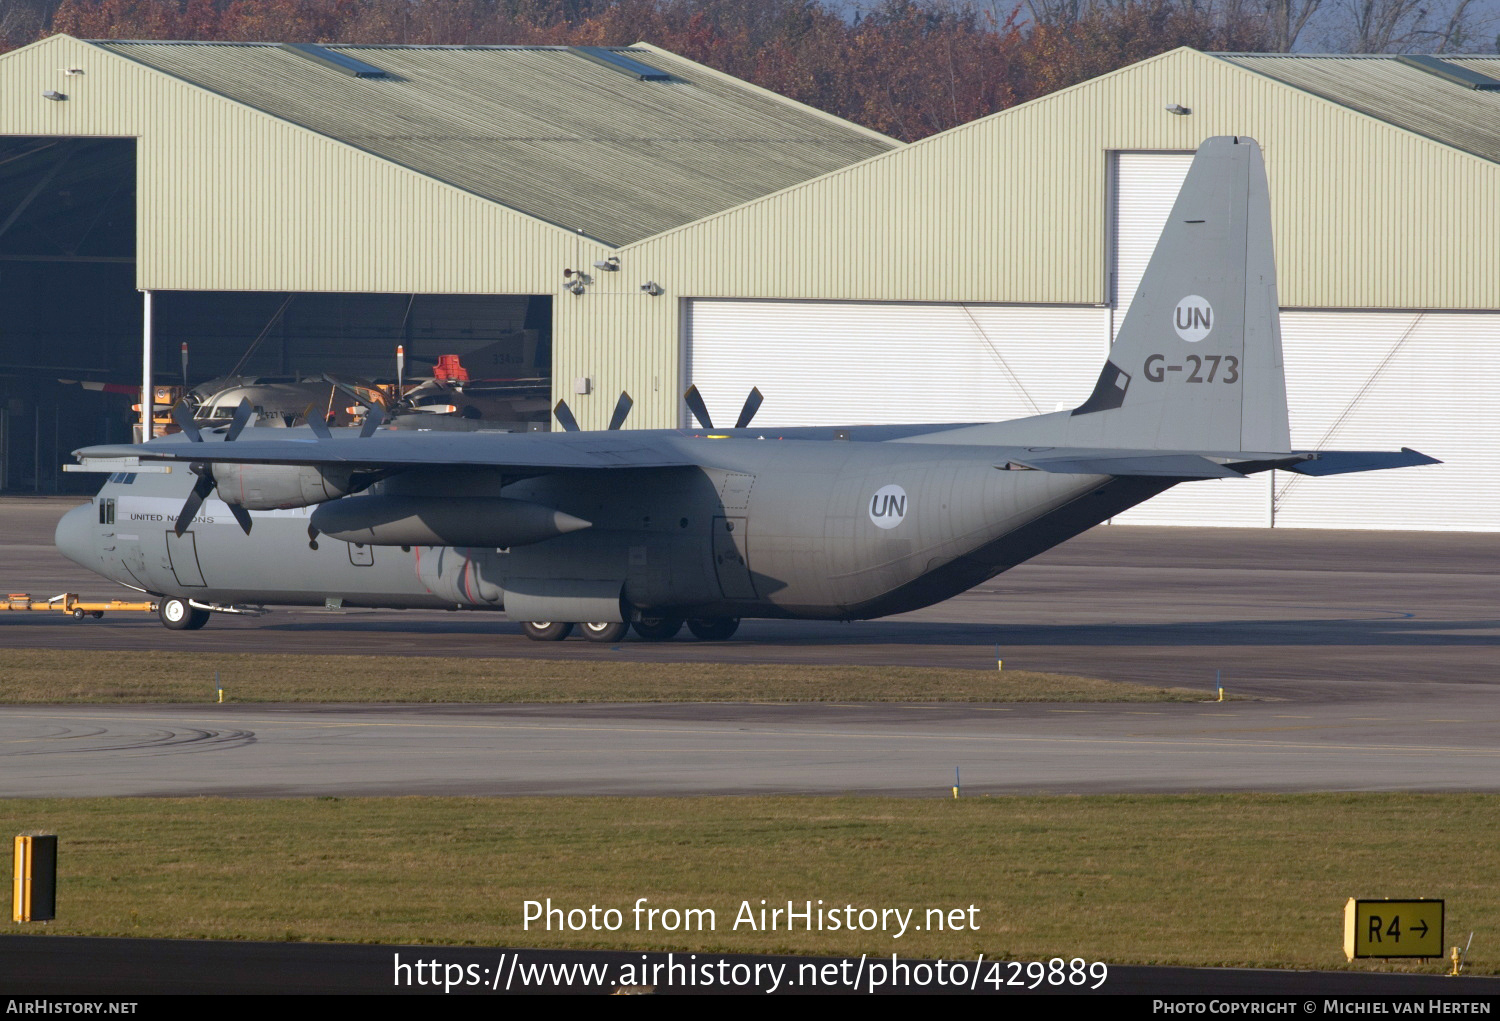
[
  {"x1": 869, "y1": 485, "x2": 907, "y2": 530},
  {"x1": 1173, "y1": 295, "x2": 1213, "y2": 342}
]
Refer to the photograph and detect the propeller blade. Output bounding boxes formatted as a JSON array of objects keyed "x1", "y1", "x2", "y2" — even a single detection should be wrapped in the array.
[
  {"x1": 683, "y1": 385, "x2": 713, "y2": 429},
  {"x1": 321, "y1": 373, "x2": 380, "y2": 411},
  {"x1": 553, "y1": 400, "x2": 580, "y2": 432},
  {"x1": 225, "y1": 398, "x2": 254, "y2": 441},
  {"x1": 396, "y1": 345, "x2": 405, "y2": 394},
  {"x1": 734, "y1": 387, "x2": 764, "y2": 429},
  {"x1": 359, "y1": 404, "x2": 386, "y2": 438},
  {"x1": 173, "y1": 470, "x2": 215, "y2": 537},
  {"x1": 607, "y1": 391, "x2": 633, "y2": 431},
  {"x1": 180, "y1": 342, "x2": 190, "y2": 389},
  {"x1": 227, "y1": 501, "x2": 253, "y2": 535},
  {"x1": 303, "y1": 404, "x2": 332, "y2": 440},
  {"x1": 171, "y1": 401, "x2": 202, "y2": 443}
]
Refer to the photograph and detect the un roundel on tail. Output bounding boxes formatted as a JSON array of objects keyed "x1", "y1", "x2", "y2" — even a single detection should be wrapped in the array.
[{"x1": 1070, "y1": 136, "x2": 1290, "y2": 455}]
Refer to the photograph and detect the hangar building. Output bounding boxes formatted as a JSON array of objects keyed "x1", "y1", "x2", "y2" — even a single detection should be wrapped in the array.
[
  {"x1": 1, "y1": 39, "x2": 1493, "y2": 532},
  {"x1": 0, "y1": 34, "x2": 895, "y2": 492},
  {"x1": 604, "y1": 48, "x2": 1500, "y2": 533}
]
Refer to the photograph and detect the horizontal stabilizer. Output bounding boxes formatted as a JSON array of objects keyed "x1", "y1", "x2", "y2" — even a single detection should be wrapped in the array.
[
  {"x1": 1002, "y1": 452, "x2": 1252, "y2": 479},
  {"x1": 1286, "y1": 448, "x2": 1441, "y2": 477}
]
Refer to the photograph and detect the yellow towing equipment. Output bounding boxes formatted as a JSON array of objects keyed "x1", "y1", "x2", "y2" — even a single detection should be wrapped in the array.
[{"x1": 4, "y1": 593, "x2": 158, "y2": 619}]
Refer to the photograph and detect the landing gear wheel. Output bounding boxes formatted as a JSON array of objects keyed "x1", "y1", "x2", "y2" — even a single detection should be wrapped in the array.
[
  {"x1": 579, "y1": 621, "x2": 629, "y2": 643},
  {"x1": 522, "y1": 621, "x2": 573, "y2": 642},
  {"x1": 686, "y1": 617, "x2": 740, "y2": 641},
  {"x1": 159, "y1": 597, "x2": 209, "y2": 631},
  {"x1": 631, "y1": 616, "x2": 684, "y2": 642}
]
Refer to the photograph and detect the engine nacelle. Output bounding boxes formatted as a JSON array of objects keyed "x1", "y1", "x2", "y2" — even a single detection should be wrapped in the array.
[
  {"x1": 211, "y1": 463, "x2": 358, "y2": 510},
  {"x1": 309, "y1": 494, "x2": 591, "y2": 548}
]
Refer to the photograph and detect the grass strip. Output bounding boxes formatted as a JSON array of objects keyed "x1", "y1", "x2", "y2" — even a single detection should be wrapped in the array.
[
  {"x1": 0, "y1": 795, "x2": 1488, "y2": 973},
  {"x1": 0, "y1": 649, "x2": 1211, "y2": 704}
]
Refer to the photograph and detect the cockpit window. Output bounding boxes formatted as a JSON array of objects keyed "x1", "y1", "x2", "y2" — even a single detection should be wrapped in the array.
[{"x1": 107, "y1": 473, "x2": 138, "y2": 484}]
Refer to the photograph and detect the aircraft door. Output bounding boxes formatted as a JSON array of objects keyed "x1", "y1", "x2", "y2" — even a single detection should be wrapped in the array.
[
  {"x1": 712, "y1": 516, "x2": 756, "y2": 599},
  {"x1": 164, "y1": 530, "x2": 207, "y2": 587},
  {"x1": 348, "y1": 541, "x2": 374, "y2": 567}
]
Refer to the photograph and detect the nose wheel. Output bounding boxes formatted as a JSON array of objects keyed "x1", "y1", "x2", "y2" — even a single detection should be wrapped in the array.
[{"x1": 158, "y1": 597, "x2": 210, "y2": 631}]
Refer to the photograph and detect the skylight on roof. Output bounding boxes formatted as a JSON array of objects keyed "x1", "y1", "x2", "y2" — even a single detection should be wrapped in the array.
[
  {"x1": 1397, "y1": 55, "x2": 1500, "y2": 91},
  {"x1": 570, "y1": 47, "x2": 672, "y2": 81},
  {"x1": 280, "y1": 43, "x2": 388, "y2": 78}
]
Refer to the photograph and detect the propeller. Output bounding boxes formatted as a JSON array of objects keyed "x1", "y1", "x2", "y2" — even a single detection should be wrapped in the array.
[
  {"x1": 359, "y1": 404, "x2": 385, "y2": 438},
  {"x1": 170, "y1": 397, "x2": 258, "y2": 536},
  {"x1": 224, "y1": 398, "x2": 255, "y2": 441},
  {"x1": 607, "y1": 392, "x2": 633, "y2": 431},
  {"x1": 171, "y1": 401, "x2": 202, "y2": 443},
  {"x1": 683, "y1": 385, "x2": 764, "y2": 430},
  {"x1": 553, "y1": 400, "x2": 580, "y2": 432},
  {"x1": 734, "y1": 387, "x2": 763, "y2": 429},
  {"x1": 173, "y1": 465, "x2": 216, "y2": 537},
  {"x1": 306, "y1": 409, "x2": 332, "y2": 440},
  {"x1": 554, "y1": 392, "x2": 633, "y2": 432}
]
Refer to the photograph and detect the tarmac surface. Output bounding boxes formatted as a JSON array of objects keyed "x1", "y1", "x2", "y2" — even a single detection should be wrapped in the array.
[{"x1": 3, "y1": 495, "x2": 1499, "y2": 796}]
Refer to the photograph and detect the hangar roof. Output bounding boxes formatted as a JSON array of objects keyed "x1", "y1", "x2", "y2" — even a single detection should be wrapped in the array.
[
  {"x1": 1220, "y1": 53, "x2": 1500, "y2": 165},
  {"x1": 91, "y1": 39, "x2": 897, "y2": 247}
]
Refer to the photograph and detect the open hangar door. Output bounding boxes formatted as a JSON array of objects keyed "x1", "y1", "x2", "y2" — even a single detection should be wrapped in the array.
[
  {"x1": 1104, "y1": 152, "x2": 1499, "y2": 531},
  {"x1": 0, "y1": 136, "x2": 138, "y2": 493},
  {"x1": 152, "y1": 290, "x2": 550, "y2": 392},
  {"x1": 146, "y1": 290, "x2": 552, "y2": 431},
  {"x1": 683, "y1": 298, "x2": 1110, "y2": 429}
]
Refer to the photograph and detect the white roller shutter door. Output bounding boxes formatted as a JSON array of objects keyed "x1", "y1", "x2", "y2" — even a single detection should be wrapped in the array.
[
  {"x1": 1111, "y1": 152, "x2": 1193, "y2": 340},
  {"x1": 1278, "y1": 312, "x2": 1500, "y2": 531},
  {"x1": 684, "y1": 299, "x2": 1108, "y2": 428}
]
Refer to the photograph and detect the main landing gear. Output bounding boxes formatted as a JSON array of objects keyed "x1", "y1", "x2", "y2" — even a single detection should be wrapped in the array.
[{"x1": 520, "y1": 616, "x2": 739, "y2": 642}]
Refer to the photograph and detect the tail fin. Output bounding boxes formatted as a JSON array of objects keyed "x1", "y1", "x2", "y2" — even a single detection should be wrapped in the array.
[{"x1": 1069, "y1": 136, "x2": 1290, "y2": 454}]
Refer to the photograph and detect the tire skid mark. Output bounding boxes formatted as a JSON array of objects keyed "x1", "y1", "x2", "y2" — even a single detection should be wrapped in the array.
[{"x1": 0, "y1": 725, "x2": 256, "y2": 756}]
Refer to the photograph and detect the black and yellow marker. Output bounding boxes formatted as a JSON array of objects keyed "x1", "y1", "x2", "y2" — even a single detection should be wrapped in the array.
[
  {"x1": 1343, "y1": 898, "x2": 1443, "y2": 960},
  {"x1": 12, "y1": 834, "x2": 57, "y2": 923}
]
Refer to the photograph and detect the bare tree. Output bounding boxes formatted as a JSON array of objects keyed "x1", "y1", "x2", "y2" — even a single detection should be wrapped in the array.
[{"x1": 1331, "y1": 0, "x2": 1488, "y2": 51}]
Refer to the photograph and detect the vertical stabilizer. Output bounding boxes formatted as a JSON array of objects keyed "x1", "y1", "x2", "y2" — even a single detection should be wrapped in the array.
[{"x1": 1069, "y1": 136, "x2": 1290, "y2": 453}]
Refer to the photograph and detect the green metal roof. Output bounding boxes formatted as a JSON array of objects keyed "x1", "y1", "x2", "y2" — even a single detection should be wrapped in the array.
[
  {"x1": 1219, "y1": 53, "x2": 1500, "y2": 165},
  {"x1": 92, "y1": 40, "x2": 898, "y2": 247}
]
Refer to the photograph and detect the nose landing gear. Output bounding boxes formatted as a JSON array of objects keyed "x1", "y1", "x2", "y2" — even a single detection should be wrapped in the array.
[{"x1": 158, "y1": 596, "x2": 210, "y2": 631}]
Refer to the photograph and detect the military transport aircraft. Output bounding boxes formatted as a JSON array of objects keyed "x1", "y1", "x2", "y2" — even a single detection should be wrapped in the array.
[{"x1": 56, "y1": 137, "x2": 1437, "y2": 641}]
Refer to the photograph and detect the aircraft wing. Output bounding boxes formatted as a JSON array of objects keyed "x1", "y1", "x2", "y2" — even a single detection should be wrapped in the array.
[{"x1": 75, "y1": 429, "x2": 698, "y2": 473}]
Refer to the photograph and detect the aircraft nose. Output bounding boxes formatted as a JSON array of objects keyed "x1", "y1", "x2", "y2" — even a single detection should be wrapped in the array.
[{"x1": 54, "y1": 503, "x2": 96, "y2": 569}]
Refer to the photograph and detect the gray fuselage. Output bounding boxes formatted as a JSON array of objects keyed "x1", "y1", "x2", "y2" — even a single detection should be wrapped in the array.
[{"x1": 57, "y1": 431, "x2": 1174, "y2": 622}]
